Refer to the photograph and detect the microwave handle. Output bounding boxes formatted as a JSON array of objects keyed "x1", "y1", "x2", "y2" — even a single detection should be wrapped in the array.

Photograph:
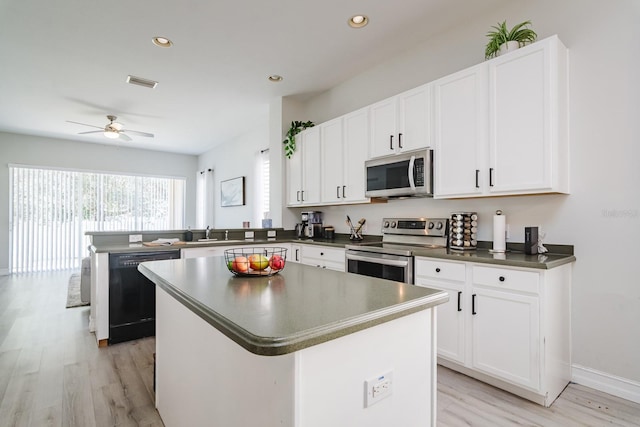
[{"x1": 408, "y1": 155, "x2": 416, "y2": 191}]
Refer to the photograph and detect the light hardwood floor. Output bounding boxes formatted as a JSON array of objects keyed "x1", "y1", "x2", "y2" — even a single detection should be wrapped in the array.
[{"x1": 0, "y1": 271, "x2": 638, "y2": 427}]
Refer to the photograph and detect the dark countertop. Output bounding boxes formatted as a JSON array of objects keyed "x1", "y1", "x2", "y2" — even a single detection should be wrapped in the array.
[
  {"x1": 138, "y1": 257, "x2": 448, "y2": 356},
  {"x1": 92, "y1": 235, "x2": 575, "y2": 270},
  {"x1": 410, "y1": 247, "x2": 575, "y2": 269}
]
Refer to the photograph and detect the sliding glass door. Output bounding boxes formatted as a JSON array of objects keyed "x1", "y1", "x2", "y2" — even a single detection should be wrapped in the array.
[{"x1": 10, "y1": 165, "x2": 185, "y2": 273}]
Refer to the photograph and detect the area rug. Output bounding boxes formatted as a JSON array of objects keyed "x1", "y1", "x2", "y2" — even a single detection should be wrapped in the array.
[{"x1": 66, "y1": 273, "x2": 88, "y2": 308}]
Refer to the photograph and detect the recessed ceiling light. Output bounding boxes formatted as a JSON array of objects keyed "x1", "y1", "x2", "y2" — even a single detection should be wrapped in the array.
[
  {"x1": 268, "y1": 75, "x2": 283, "y2": 82},
  {"x1": 152, "y1": 36, "x2": 173, "y2": 48},
  {"x1": 348, "y1": 15, "x2": 369, "y2": 28}
]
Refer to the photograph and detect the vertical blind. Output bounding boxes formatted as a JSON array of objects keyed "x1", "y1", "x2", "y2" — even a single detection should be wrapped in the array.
[
  {"x1": 10, "y1": 165, "x2": 185, "y2": 273},
  {"x1": 260, "y1": 149, "x2": 270, "y2": 218}
]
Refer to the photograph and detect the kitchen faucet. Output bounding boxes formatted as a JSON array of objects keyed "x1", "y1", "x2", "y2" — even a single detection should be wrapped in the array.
[{"x1": 205, "y1": 226, "x2": 211, "y2": 239}]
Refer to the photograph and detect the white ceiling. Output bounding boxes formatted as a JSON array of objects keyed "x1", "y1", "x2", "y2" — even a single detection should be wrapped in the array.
[{"x1": 0, "y1": 0, "x2": 505, "y2": 155}]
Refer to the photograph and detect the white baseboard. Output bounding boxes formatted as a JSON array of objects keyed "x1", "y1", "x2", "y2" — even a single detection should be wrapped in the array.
[
  {"x1": 0, "y1": 268, "x2": 9, "y2": 276},
  {"x1": 572, "y1": 364, "x2": 640, "y2": 404}
]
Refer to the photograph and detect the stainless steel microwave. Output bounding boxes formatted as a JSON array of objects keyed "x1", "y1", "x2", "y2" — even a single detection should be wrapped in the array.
[{"x1": 365, "y1": 149, "x2": 434, "y2": 198}]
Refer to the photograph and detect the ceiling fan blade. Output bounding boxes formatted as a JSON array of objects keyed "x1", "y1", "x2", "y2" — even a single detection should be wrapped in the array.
[
  {"x1": 123, "y1": 129, "x2": 154, "y2": 138},
  {"x1": 78, "y1": 130, "x2": 104, "y2": 135},
  {"x1": 67, "y1": 120, "x2": 103, "y2": 129},
  {"x1": 118, "y1": 133, "x2": 132, "y2": 142}
]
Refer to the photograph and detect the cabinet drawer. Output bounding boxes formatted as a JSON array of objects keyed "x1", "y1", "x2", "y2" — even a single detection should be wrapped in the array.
[
  {"x1": 472, "y1": 265, "x2": 539, "y2": 294},
  {"x1": 301, "y1": 245, "x2": 344, "y2": 263},
  {"x1": 415, "y1": 258, "x2": 466, "y2": 282}
]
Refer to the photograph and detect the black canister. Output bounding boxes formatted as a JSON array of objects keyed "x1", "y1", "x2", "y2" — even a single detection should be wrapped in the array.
[
  {"x1": 185, "y1": 227, "x2": 193, "y2": 242},
  {"x1": 323, "y1": 226, "x2": 335, "y2": 240}
]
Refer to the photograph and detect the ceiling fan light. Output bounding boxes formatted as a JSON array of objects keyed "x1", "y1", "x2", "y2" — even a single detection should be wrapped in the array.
[{"x1": 104, "y1": 130, "x2": 119, "y2": 139}]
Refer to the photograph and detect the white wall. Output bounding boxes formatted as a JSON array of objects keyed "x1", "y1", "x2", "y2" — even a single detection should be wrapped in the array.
[
  {"x1": 198, "y1": 124, "x2": 269, "y2": 229},
  {"x1": 292, "y1": 0, "x2": 640, "y2": 386},
  {"x1": 0, "y1": 132, "x2": 199, "y2": 273}
]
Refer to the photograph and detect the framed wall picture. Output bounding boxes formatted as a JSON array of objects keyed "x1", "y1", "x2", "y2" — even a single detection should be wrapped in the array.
[{"x1": 220, "y1": 176, "x2": 245, "y2": 207}]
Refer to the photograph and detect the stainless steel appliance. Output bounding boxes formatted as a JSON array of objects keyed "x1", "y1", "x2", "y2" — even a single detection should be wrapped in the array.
[
  {"x1": 302, "y1": 211, "x2": 323, "y2": 238},
  {"x1": 345, "y1": 217, "x2": 448, "y2": 284},
  {"x1": 365, "y1": 149, "x2": 434, "y2": 198}
]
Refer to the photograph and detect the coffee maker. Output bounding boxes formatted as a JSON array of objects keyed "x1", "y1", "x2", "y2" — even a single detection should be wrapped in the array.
[{"x1": 297, "y1": 211, "x2": 322, "y2": 238}]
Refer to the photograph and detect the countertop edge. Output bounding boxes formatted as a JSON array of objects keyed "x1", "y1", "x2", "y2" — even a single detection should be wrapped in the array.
[
  {"x1": 139, "y1": 264, "x2": 449, "y2": 356},
  {"x1": 412, "y1": 250, "x2": 577, "y2": 269}
]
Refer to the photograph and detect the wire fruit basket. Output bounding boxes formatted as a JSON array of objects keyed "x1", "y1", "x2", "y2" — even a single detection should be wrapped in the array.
[{"x1": 224, "y1": 247, "x2": 287, "y2": 277}]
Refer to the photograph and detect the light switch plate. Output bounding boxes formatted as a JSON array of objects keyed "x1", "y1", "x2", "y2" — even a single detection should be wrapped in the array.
[
  {"x1": 244, "y1": 231, "x2": 255, "y2": 239},
  {"x1": 129, "y1": 234, "x2": 142, "y2": 243},
  {"x1": 267, "y1": 230, "x2": 276, "y2": 237}
]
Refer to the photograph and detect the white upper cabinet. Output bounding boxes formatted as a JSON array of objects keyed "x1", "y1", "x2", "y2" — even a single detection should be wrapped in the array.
[
  {"x1": 488, "y1": 35, "x2": 569, "y2": 195},
  {"x1": 320, "y1": 109, "x2": 370, "y2": 205},
  {"x1": 433, "y1": 63, "x2": 489, "y2": 197},
  {"x1": 434, "y1": 35, "x2": 569, "y2": 198},
  {"x1": 369, "y1": 84, "x2": 431, "y2": 159},
  {"x1": 286, "y1": 126, "x2": 321, "y2": 206}
]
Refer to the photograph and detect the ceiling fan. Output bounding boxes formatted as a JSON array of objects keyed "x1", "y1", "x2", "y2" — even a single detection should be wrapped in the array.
[{"x1": 67, "y1": 115, "x2": 154, "y2": 141}]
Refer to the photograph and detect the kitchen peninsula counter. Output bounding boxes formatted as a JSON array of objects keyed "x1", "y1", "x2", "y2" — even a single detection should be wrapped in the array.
[{"x1": 139, "y1": 257, "x2": 447, "y2": 427}]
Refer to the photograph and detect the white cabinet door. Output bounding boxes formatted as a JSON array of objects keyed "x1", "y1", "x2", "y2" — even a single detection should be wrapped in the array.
[
  {"x1": 369, "y1": 96, "x2": 397, "y2": 159},
  {"x1": 369, "y1": 85, "x2": 431, "y2": 159},
  {"x1": 471, "y1": 287, "x2": 540, "y2": 390},
  {"x1": 488, "y1": 35, "x2": 568, "y2": 195},
  {"x1": 397, "y1": 84, "x2": 431, "y2": 152},
  {"x1": 342, "y1": 108, "x2": 369, "y2": 203},
  {"x1": 286, "y1": 148, "x2": 303, "y2": 206},
  {"x1": 417, "y1": 279, "x2": 466, "y2": 364},
  {"x1": 320, "y1": 110, "x2": 369, "y2": 205},
  {"x1": 433, "y1": 64, "x2": 488, "y2": 198},
  {"x1": 181, "y1": 246, "x2": 230, "y2": 258},
  {"x1": 289, "y1": 244, "x2": 302, "y2": 263},
  {"x1": 287, "y1": 127, "x2": 321, "y2": 206},
  {"x1": 320, "y1": 117, "x2": 345, "y2": 204},
  {"x1": 300, "y1": 127, "x2": 321, "y2": 205},
  {"x1": 415, "y1": 257, "x2": 467, "y2": 364}
]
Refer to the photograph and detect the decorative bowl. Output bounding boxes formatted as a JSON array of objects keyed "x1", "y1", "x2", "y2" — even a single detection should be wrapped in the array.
[{"x1": 224, "y1": 247, "x2": 287, "y2": 277}]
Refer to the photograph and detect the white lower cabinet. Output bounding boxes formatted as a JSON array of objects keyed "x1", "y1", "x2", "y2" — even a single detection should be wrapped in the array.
[
  {"x1": 182, "y1": 243, "x2": 291, "y2": 260},
  {"x1": 289, "y1": 243, "x2": 302, "y2": 263},
  {"x1": 415, "y1": 258, "x2": 466, "y2": 365},
  {"x1": 299, "y1": 244, "x2": 345, "y2": 272},
  {"x1": 415, "y1": 256, "x2": 572, "y2": 407}
]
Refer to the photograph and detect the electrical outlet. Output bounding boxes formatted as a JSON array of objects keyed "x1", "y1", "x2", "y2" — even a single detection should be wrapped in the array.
[
  {"x1": 129, "y1": 234, "x2": 142, "y2": 243},
  {"x1": 244, "y1": 231, "x2": 254, "y2": 239},
  {"x1": 364, "y1": 370, "x2": 393, "y2": 408},
  {"x1": 267, "y1": 230, "x2": 276, "y2": 238}
]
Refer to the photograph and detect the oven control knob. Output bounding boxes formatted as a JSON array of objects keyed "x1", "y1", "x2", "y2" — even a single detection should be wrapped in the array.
[
  {"x1": 435, "y1": 221, "x2": 444, "y2": 230},
  {"x1": 428, "y1": 222, "x2": 435, "y2": 229},
  {"x1": 383, "y1": 221, "x2": 390, "y2": 228},
  {"x1": 390, "y1": 221, "x2": 397, "y2": 228}
]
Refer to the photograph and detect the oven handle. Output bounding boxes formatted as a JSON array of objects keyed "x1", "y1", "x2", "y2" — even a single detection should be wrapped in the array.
[{"x1": 345, "y1": 252, "x2": 411, "y2": 268}]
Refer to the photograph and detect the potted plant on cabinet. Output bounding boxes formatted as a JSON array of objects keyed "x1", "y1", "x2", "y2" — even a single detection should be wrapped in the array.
[
  {"x1": 485, "y1": 20, "x2": 537, "y2": 60},
  {"x1": 283, "y1": 120, "x2": 315, "y2": 159}
]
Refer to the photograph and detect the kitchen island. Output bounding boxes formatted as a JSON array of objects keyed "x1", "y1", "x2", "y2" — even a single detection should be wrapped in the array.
[{"x1": 139, "y1": 256, "x2": 448, "y2": 427}]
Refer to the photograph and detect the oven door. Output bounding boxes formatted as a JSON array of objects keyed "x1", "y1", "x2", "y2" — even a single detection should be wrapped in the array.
[{"x1": 345, "y1": 250, "x2": 413, "y2": 284}]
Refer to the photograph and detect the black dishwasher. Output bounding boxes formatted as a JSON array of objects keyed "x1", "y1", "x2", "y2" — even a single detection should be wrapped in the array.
[{"x1": 109, "y1": 250, "x2": 180, "y2": 344}]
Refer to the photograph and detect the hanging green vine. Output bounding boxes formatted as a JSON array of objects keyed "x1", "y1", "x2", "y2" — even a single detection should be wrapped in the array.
[{"x1": 283, "y1": 120, "x2": 315, "y2": 159}]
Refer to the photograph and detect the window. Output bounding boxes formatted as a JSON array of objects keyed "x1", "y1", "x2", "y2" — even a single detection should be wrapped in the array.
[
  {"x1": 260, "y1": 149, "x2": 270, "y2": 217},
  {"x1": 10, "y1": 165, "x2": 185, "y2": 273}
]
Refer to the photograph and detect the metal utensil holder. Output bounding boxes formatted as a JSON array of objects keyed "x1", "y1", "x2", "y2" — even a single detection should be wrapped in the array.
[{"x1": 449, "y1": 212, "x2": 478, "y2": 251}]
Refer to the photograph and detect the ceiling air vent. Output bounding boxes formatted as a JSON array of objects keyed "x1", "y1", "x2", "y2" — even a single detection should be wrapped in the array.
[{"x1": 126, "y1": 75, "x2": 158, "y2": 89}]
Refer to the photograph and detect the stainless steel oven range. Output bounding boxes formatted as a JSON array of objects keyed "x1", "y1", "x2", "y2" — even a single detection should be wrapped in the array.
[{"x1": 345, "y1": 217, "x2": 448, "y2": 284}]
